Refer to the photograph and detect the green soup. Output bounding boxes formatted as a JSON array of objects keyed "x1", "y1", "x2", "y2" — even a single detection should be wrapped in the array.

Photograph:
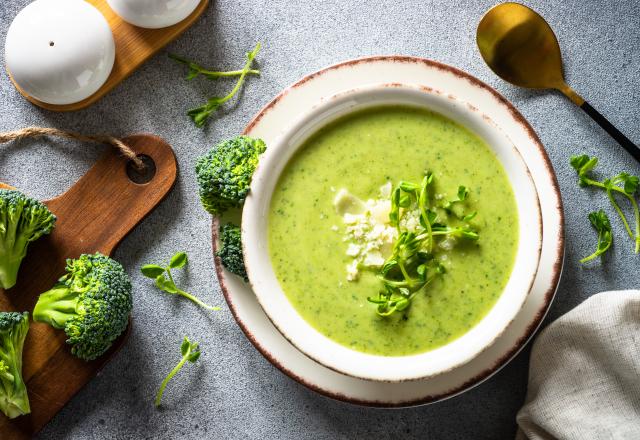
[{"x1": 268, "y1": 106, "x2": 518, "y2": 356}]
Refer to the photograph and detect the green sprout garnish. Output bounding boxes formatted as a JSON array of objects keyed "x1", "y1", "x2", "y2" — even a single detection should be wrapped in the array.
[
  {"x1": 580, "y1": 210, "x2": 613, "y2": 263},
  {"x1": 185, "y1": 43, "x2": 261, "y2": 127},
  {"x1": 442, "y1": 185, "x2": 469, "y2": 209},
  {"x1": 570, "y1": 155, "x2": 640, "y2": 253},
  {"x1": 141, "y1": 252, "x2": 220, "y2": 311},
  {"x1": 169, "y1": 53, "x2": 260, "y2": 80},
  {"x1": 155, "y1": 337, "x2": 201, "y2": 407},
  {"x1": 368, "y1": 174, "x2": 478, "y2": 316}
]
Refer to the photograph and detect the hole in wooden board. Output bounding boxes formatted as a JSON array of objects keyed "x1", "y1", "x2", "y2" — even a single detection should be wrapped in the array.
[{"x1": 126, "y1": 155, "x2": 156, "y2": 184}]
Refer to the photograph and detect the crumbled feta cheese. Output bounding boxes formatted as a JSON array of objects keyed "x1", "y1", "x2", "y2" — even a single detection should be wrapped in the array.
[
  {"x1": 363, "y1": 251, "x2": 385, "y2": 267},
  {"x1": 333, "y1": 185, "x2": 399, "y2": 281},
  {"x1": 334, "y1": 189, "x2": 366, "y2": 215},
  {"x1": 439, "y1": 237, "x2": 456, "y2": 251},
  {"x1": 331, "y1": 225, "x2": 339, "y2": 232},
  {"x1": 370, "y1": 200, "x2": 391, "y2": 224},
  {"x1": 346, "y1": 243, "x2": 361, "y2": 257},
  {"x1": 379, "y1": 181, "x2": 392, "y2": 198},
  {"x1": 399, "y1": 208, "x2": 421, "y2": 231},
  {"x1": 346, "y1": 260, "x2": 359, "y2": 281}
]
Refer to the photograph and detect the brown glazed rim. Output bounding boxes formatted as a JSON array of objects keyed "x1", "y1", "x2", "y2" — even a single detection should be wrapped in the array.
[{"x1": 211, "y1": 55, "x2": 565, "y2": 407}]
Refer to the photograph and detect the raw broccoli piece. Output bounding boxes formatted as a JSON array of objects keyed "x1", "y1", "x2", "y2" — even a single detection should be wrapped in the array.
[
  {"x1": 0, "y1": 311, "x2": 30, "y2": 419},
  {"x1": 195, "y1": 135, "x2": 266, "y2": 215},
  {"x1": 216, "y1": 223, "x2": 247, "y2": 281},
  {"x1": 33, "y1": 253, "x2": 132, "y2": 361},
  {"x1": 0, "y1": 189, "x2": 56, "y2": 289}
]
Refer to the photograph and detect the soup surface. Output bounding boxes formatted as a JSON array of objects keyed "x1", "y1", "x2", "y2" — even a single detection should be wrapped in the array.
[{"x1": 268, "y1": 106, "x2": 518, "y2": 356}]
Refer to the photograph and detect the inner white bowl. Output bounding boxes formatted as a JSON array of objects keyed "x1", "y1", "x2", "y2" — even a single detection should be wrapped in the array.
[{"x1": 242, "y1": 83, "x2": 542, "y2": 382}]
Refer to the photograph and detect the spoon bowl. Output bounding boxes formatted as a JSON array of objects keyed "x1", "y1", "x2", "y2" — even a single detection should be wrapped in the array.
[
  {"x1": 476, "y1": 2, "x2": 581, "y2": 103},
  {"x1": 476, "y1": 2, "x2": 639, "y2": 161}
]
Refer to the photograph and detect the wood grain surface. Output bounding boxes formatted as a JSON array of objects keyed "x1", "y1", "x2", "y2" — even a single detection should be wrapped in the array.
[
  {"x1": 0, "y1": 134, "x2": 177, "y2": 438},
  {"x1": 7, "y1": 0, "x2": 209, "y2": 112}
]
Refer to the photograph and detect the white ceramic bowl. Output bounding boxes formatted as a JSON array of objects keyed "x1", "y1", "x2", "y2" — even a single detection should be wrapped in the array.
[
  {"x1": 4, "y1": 0, "x2": 115, "y2": 105},
  {"x1": 242, "y1": 83, "x2": 542, "y2": 382},
  {"x1": 106, "y1": 0, "x2": 201, "y2": 29}
]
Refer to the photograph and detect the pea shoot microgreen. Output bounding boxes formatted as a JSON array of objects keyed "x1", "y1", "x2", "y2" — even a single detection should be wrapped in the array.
[
  {"x1": 141, "y1": 252, "x2": 220, "y2": 311},
  {"x1": 155, "y1": 337, "x2": 201, "y2": 407},
  {"x1": 367, "y1": 174, "x2": 479, "y2": 317},
  {"x1": 181, "y1": 42, "x2": 261, "y2": 127},
  {"x1": 580, "y1": 210, "x2": 613, "y2": 263},
  {"x1": 570, "y1": 155, "x2": 640, "y2": 253},
  {"x1": 442, "y1": 185, "x2": 469, "y2": 209},
  {"x1": 169, "y1": 53, "x2": 260, "y2": 80}
]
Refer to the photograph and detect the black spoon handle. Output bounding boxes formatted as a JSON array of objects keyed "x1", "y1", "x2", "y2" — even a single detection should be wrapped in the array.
[{"x1": 580, "y1": 101, "x2": 640, "y2": 163}]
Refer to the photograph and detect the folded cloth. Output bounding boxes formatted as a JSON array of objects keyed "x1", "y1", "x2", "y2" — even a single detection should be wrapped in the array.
[{"x1": 516, "y1": 290, "x2": 640, "y2": 440}]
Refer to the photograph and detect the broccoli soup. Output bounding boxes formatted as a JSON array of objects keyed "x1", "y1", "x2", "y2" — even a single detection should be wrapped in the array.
[{"x1": 268, "y1": 106, "x2": 518, "y2": 356}]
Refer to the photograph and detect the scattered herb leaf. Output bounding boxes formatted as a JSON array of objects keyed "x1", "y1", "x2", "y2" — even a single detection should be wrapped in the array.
[
  {"x1": 169, "y1": 53, "x2": 260, "y2": 81},
  {"x1": 141, "y1": 252, "x2": 220, "y2": 311},
  {"x1": 570, "y1": 155, "x2": 640, "y2": 253},
  {"x1": 186, "y1": 43, "x2": 261, "y2": 127},
  {"x1": 580, "y1": 210, "x2": 613, "y2": 263},
  {"x1": 155, "y1": 337, "x2": 201, "y2": 407}
]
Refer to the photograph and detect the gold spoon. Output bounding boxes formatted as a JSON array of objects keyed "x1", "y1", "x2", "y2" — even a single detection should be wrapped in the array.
[{"x1": 476, "y1": 2, "x2": 639, "y2": 162}]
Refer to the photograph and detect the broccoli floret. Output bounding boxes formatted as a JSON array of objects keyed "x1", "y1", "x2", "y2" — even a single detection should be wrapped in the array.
[
  {"x1": 0, "y1": 189, "x2": 56, "y2": 289},
  {"x1": 195, "y1": 136, "x2": 266, "y2": 215},
  {"x1": 216, "y1": 223, "x2": 247, "y2": 281},
  {"x1": 0, "y1": 311, "x2": 30, "y2": 419},
  {"x1": 33, "y1": 253, "x2": 132, "y2": 361}
]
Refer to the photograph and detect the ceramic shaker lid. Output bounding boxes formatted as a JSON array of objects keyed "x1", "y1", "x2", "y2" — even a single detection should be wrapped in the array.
[
  {"x1": 5, "y1": 0, "x2": 115, "y2": 105},
  {"x1": 106, "y1": 0, "x2": 201, "y2": 29}
]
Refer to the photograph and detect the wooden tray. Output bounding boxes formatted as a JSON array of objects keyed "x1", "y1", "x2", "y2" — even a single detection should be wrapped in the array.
[
  {"x1": 0, "y1": 134, "x2": 177, "y2": 438},
  {"x1": 8, "y1": 0, "x2": 209, "y2": 112}
]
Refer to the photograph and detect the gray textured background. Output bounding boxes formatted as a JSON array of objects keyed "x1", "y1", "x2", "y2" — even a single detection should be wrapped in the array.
[{"x1": 0, "y1": 0, "x2": 639, "y2": 438}]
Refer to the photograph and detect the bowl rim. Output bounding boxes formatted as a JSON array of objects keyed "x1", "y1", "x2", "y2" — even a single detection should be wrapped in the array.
[
  {"x1": 213, "y1": 55, "x2": 564, "y2": 407},
  {"x1": 241, "y1": 82, "x2": 542, "y2": 382}
]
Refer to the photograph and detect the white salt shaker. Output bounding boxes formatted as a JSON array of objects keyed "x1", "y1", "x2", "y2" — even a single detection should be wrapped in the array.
[
  {"x1": 4, "y1": 0, "x2": 115, "y2": 105},
  {"x1": 106, "y1": 0, "x2": 201, "y2": 29}
]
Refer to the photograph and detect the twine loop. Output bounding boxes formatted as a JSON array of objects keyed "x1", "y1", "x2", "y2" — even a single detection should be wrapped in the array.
[{"x1": 0, "y1": 127, "x2": 145, "y2": 170}]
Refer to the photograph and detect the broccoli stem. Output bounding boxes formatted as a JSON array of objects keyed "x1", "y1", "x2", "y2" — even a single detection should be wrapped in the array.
[
  {"x1": 0, "y1": 381, "x2": 29, "y2": 419},
  {"x1": 155, "y1": 346, "x2": 191, "y2": 407},
  {"x1": 0, "y1": 367, "x2": 15, "y2": 383},
  {"x1": 0, "y1": 233, "x2": 30, "y2": 290},
  {"x1": 32, "y1": 286, "x2": 80, "y2": 329},
  {"x1": 0, "y1": 312, "x2": 31, "y2": 418},
  {"x1": 0, "y1": 257, "x2": 22, "y2": 290}
]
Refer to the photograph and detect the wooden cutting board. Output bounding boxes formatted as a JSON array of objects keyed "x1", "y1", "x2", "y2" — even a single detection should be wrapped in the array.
[
  {"x1": 0, "y1": 134, "x2": 177, "y2": 438},
  {"x1": 8, "y1": 0, "x2": 209, "y2": 112}
]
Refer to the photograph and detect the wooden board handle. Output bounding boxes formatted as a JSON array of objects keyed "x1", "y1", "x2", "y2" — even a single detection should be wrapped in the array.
[
  {"x1": 46, "y1": 134, "x2": 177, "y2": 257},
  {"x1": 0, "y1": 134, "x2": 176, "y2": 438}
]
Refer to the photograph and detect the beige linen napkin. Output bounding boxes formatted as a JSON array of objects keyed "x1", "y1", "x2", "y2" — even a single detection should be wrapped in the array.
[{"x1": 516, "y1": 290, "x2": 640, "y2": 440}]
